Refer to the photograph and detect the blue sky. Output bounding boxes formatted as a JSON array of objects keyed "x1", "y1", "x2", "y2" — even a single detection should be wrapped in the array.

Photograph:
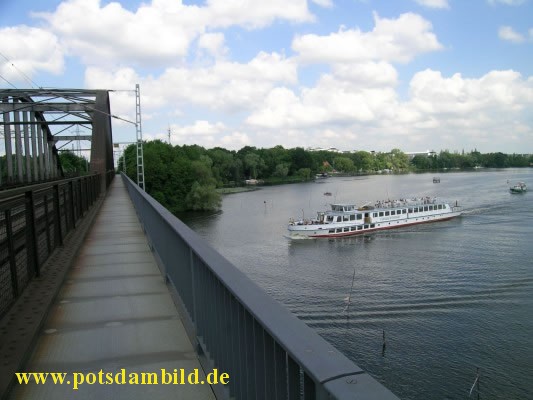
[{"x1": 1, "y1": 0, "x2": 532, "y2": 154}]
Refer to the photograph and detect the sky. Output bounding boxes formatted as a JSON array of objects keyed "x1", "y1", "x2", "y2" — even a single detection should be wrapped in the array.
[{"x1": 1, "y1": 0, "x2": 532, "y2": 154}]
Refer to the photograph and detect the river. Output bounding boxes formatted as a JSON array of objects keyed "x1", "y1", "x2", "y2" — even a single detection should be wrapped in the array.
[{"x1": 181, "y1": 169, "x2": 533, "y2": 400}]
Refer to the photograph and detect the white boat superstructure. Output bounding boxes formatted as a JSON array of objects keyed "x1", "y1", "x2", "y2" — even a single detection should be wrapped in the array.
[{"x1": 288, "y1": 197, "x2": 462, "y2": 238}]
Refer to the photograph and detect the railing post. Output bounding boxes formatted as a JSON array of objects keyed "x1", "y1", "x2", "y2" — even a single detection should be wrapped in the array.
[
  {"x1": 25, "y1": 190, "x2": 40, "y2": 277},
  {"x1": 189, "y1": 248, "x2": 198, "y2": 329},
  {"x1": 53, "y1": 184, "x2": 63, "y2": 246},
  {"x1": 288, "y1": 356, "x2": 300, "y2": 400},
  {"x1": 69, "y1": 181, "x2": 75, "y2": 228},
  {"x1": 43, "y1": 194, "x2": 51, "y2": 253},
  {"x1": 77, "y1": 178, "x2": 83, "y2": 217},
  {"x1": 304, "y1": 373, "x2": 316, "y2": 400},
  {"x1": 5, "y1": 209, "x2": 19, "y2": 297}
]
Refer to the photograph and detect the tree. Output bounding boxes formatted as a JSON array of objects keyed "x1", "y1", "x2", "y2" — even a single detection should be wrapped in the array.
[
  {"x1": 352, "y1": 151, "x2": 374, "y2": 172},
  {"x1": 389, "y1": 149, "x2": 410, "y2": 171},
  {"x1": 288, "y1": 147, "x2": 314, "y2": 175},
  {"x1": 333, "y1": 156, "x2": 354, "y2": 173},
  {"x1": 243, "y1": 152, "x2": 265, "y2": 179},
  {"x1": 296, "y1": 168, "x2": 311, "y2": 180},
  {"x1": 185, "y1": 181, "x2": 221, "y2": 211},
  {"x1": 273, "y1": 163, "x2": 290, "y2": 177}
]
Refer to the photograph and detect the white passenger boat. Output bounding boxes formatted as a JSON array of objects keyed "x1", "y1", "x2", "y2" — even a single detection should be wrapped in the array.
[{"x1": 288, "y1": 197, "x2": 462, "y2": 238}]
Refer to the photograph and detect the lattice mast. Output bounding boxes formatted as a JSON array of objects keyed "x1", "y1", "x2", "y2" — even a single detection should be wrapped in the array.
[{"x1": 135, "y1": 84, "x2": 145, "y2": 190}]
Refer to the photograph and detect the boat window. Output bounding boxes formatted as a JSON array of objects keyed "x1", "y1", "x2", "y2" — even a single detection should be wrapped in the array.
[
  {"x1": 343, "y1": 227, "x2": 349, "y2": 232},
  {"x1": 329, "y1": 229, "x2": 335, "y2": 233},
  {"x1": 385, "y1": 211, "x2": 390, "y2": 216},
  {"x1": 357, "y1": 214, "x2": 362, "y2": 220},
  {"x1": 373, "y1": 213, "x2": 378, "y2": 217},
  {"x1": 429, "y1": 205, "x2": 433, "y2": 211},
  {"x1": 403, "y1": 209, "x2": 407, "y2": 214},
  {"x1": 350, "y1": 215, "x2": 355, "y2": 221},
  {"x1": 364, "y1": 224, "x2": 369, "y2": 229},
  {"x1": 438, "y1": 204, "x2": 442, "y2": 210},
  {"x1": 327, "y1": 216, "x2": 333, "y2": 222},
  {"x1": 336, "y1": 228, "x2": 342, "y2": 233},
  {"x1": 370, "y1": 224, "x2": 375, "y2": 228},
  {"x1": 343, "y1": 216, "x2": 349, "y2": 221},
  {"x1": 424, "y1": 206, "x2": 428, "y2": 211},
  {"x1": 391, "y1": 210, "x2": 396, "y2": 215},
  {"x1": 408, "y1": 208, "x2": 413, "y2": 213},
  {"x1": 379, "y1": 212, "x2": 384, "y2": 217}
]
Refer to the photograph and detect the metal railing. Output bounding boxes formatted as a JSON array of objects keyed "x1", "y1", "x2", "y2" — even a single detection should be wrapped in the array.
[
  {"x1": 0, "y1": 174, "x2": 102, "y2": 317},
  {"x1": 123, "y1": 173, "x2": 399, "y2": 400}
]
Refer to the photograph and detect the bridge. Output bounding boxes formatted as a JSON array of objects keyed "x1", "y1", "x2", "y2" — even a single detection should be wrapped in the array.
[{"x1": 0, "y1": 89, "x2": 399, "y2": 399}]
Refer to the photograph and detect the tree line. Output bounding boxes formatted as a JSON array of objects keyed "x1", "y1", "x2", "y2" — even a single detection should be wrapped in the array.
[
  {"x1": 113, "y1": 141, "x2": 531, "y2": 212},
  {"x1": 3, "y1": 147, "x2": 526, "y2": 211}
]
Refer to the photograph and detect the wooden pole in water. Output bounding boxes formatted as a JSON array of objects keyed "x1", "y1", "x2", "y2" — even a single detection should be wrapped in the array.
[{"x1": 382, "y1": 329, "x2": 386, "y2": 356}]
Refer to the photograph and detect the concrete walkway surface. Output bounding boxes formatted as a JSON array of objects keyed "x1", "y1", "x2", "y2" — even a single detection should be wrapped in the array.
[{"x1": 8, "y1": 177, "x2": 216, "y2": 400}]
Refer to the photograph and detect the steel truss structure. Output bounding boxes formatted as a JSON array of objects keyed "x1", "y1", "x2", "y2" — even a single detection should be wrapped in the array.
[{"x1": 0, "y1": 89, "x2": 114, "y2": 192}]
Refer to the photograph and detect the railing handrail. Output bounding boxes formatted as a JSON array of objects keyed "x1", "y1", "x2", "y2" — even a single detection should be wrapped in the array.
[
  {"x1": 122, "y1": 173, "x2": 399, "y2": 399},
  {"x1": 0, "y1": 173, "x2": 98, "y2": 200}
]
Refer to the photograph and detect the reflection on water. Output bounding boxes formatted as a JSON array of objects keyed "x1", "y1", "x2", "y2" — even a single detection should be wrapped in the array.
[{"x1": 182, "y1": 169, "x2": 533, "y2": 400}]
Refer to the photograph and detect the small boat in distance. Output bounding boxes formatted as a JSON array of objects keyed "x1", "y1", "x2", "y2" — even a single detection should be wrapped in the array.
[
  {"x1": 509, "y1": 182, "x2": 527, "y2": 193},
  {"x1": 433, "y1": 177, "x2": 440, "y2": 183},
  {"x1": 324, "y1": 192, "x2": 332, "y2": 196},
  {"x1": 288, "y1": 197, "x2": 462, "y2": 239}
]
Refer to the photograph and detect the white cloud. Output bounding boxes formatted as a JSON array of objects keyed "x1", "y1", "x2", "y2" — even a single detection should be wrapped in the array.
[
  {"x1": 498, "y1": 26, "x2": 525, "y2": 42},
  {"x1": 197, "y1": 33, "x2": 228, "y2": 59},
  {"x1": 205, "y1": 0, "x2": 315, "y2": 29},
  {"x1": 149, "y1": 51, "x2": 297, "y2": 112},
  {"x1": 34, "y1": 0, "x2": 315, "y2": 68},
  {"x1": 310, "y1": 0, "x2": 334, "y2": 7},
  {"x1": 401, "y1": 69, "x2": 533, "y2": 149},
  {"x1": 220, "y1": 131, "x2": 251, "y2": 149},
  {"x1": 84, "y1": 50, "x2": 298, "y2": 128},
  {"x1": 244, "y1": 68, "x2": 533, "y2": 152},
  {"x1": 35, "y1": 0, "x2": 206, "y2": 66},
  {"x1": 246, "y1": 73, "x2": 399, "y2": 129},
  {"x1": 0, "y1": 26, "x2": 64, "y2": 83},
  {"x1": 413, "y1": 0, "x2": 450, "y2": 9},
  {"x1": 163, "y1": 121, "x2": 251, "y2": 150},
  {"x1": 292, "y1": 12, "x2": 443, "y2": 64},
  {"x1": 331, "y1": 62, "x2": 398, "y2": 87}
]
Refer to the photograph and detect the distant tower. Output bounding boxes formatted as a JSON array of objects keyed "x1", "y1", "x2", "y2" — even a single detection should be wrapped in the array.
[{"x1": 168, "y1": 126, "x2": 171, "y2": 145}]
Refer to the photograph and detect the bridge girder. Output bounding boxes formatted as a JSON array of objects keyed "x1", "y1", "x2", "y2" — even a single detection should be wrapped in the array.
[{"x1": 0, "y1": 89, "x2": 114, "y2": 192}]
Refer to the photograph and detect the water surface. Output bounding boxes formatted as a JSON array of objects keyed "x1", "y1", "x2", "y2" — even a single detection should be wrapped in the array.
[{"x1": 182, "y1": 169, "x2": 533, "y2": 399}]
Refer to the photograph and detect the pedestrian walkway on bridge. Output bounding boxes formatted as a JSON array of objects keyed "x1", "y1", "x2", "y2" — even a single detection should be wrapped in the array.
[{"x1": 8, "y1": 177, "x2": 215, "y2": 400}]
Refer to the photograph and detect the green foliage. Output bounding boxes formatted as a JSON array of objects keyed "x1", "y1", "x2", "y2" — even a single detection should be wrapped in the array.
[
  {"x1": 59, "y1": 151, "x2": 88, "y2": 175},
  {"x1": 185, "y1": 182, "x2": 222, "y2": 211},
  {"x1": 297, "y1": 168, "x2": 312, "y2": 180},
  {"x1": 333, "y1": 156, "x2": 354, "y2": 173},
  {"x1": 273, "y1": 163, "x2": 289, "y2": 177}
]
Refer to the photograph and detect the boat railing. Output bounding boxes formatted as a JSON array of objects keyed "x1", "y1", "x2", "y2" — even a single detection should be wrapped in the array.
[{"x1": 374, "y1": 197, "x2": 438, "y2": 208}]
